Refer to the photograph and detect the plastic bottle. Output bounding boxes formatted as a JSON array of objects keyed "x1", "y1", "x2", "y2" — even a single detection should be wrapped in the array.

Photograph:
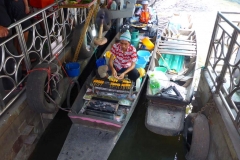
[
  {"x1": 136, "y1": 78, "x2": 141, "y2": 91},
  {"x1": 149, "y1": 78, "x2": 160, "y2": 95},
  {"x1": 110, "y1": 1, "x2": 117, "y2": 10}
]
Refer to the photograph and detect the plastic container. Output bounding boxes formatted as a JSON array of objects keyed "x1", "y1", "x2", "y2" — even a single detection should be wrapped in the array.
[
  {"x1": 65, "y1": 62, "x2": 80, "y2": 77},
  {"x1": 136, "y1": 78, "x2": 142, "y2": 91},
  {"x1": 159, "y1": 54, "x2": 173, "y2": 69},
  {"x1": 159, "y1": 54, "x2": 184, "y2": 73},
  {"x1": 105, "y1": 51, "x2": 111, "y2": 58},
  {"x1": 170, "y1": 55, "x2": 184, "y2": 72},
  {"x1": 154, "y1": 67, "x2": 167, "y2": 73},
  {"x1": 141, "y1": 37, "x2": 154, "y2": 50},
  {"x1": 110, "y1": 1, "x2": 117, "y2": 10},
  {"x1": 131, "y1": 29, "x2": 140, "y2": 48},
  {"x1": 137, "y1": 50, "x2": 151, "y2": 62},
  {"x1": 96, "y1": 58, "x2": 106, "y2": 68},
  {"x1": 104, "y1": 51, "x2": 111, "y2": 65},
  {"x1": 135, "y1": 59, "x2": 147, "y2": 69}
]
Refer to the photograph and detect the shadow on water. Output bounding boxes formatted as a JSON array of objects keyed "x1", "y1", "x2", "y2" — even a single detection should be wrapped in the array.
[{"x1": 108, "y1": 84, "x2": 186, "y2": 160}]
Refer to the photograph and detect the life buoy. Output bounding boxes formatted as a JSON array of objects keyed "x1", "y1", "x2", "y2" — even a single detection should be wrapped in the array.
[
  {"x1": 183, "y1": 113, "x2": 210, "y2": 160},
  {"x1": 26, "y1": 63, "x2": 69, "y2": 113}
]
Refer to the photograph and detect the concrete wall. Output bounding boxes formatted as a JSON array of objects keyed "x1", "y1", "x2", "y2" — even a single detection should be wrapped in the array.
[
  {"x1": 0, "y1": 93, "x2": 46, "y2": 160},
  {"x1": 0, "y1": 46, "x2": 72, "y2": 160},
  {"x1": 194, "y1": 70, "x2": 240, "y2": 160}
]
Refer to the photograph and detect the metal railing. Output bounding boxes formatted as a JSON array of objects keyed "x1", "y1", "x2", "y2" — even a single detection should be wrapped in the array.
[
  {"x1": 205, "y1": 11, "x2": 240, "y2": 134},
  {"x1": 0, "y1": 2, "x2": 88, "y2": 115}
]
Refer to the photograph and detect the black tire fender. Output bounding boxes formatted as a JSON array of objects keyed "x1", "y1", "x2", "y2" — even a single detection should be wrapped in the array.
[
  {"x1": 26, "y1": 63, "x2": 64, "y2": 113},
  {"x1": 71, "y1": 22, "x2": 94, "y2": 60},
  {"x1": 183, "y1": 113, "x2": 210, "y2": 160}
]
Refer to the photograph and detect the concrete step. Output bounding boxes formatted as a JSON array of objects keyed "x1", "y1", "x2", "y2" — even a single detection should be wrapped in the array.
[
  {"x1": 18, "y1": 120, "x2": 34, "y2": 136},
  {"x1": 24, "y1": 134, "x2": 38, "y2": 145}
]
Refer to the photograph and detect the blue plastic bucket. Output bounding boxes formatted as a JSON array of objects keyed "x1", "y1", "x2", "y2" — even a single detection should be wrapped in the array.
[
  {"x1": 135, "y1": 58, "x2": 147, "y2": 69},
  {"x1": 65, "y1": 62, "x2": 80, "y2": 77},
  {"x1": 137, "y1": 50, "x2": 151, "y2": 62},
  {"x1": 96, "y1": 58, "x2": 106, "y2": 68}
]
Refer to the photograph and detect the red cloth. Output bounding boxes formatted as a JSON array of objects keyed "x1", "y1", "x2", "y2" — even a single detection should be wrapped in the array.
[
  {"x1": 110, "y1": 43, "x2": 137, "y2": 71},
  {"x1": 29, "y1": 0, "x2": 54, "y2": 8}
]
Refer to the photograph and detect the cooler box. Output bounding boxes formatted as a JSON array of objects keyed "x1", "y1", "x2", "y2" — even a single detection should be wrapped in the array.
[{"x1": 29, "y1": 0, "x2": 55, "y2": 8}]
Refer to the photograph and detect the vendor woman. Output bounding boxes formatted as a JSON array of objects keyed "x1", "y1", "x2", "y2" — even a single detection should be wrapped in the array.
[{"x1": 109, "y1": 30, "x2": 140, "y2": 82}]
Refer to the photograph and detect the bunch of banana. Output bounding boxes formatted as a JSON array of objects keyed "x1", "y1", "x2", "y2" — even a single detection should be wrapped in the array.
[
  {"x1": 108, "y1": 76, "x2": 118, "y2": 82},
  {"x1": 110, "y1": 82, "x2": 121, "y2": 89},
  {"x1": 122, "y1": 79, "x2": 131, "y2": 84},
  {"x1": 93, "y1": 79, "x2": 104, "y2": 86},
  {"x1": 121, "y1": 83, "x2": 131, "y2": 90}
]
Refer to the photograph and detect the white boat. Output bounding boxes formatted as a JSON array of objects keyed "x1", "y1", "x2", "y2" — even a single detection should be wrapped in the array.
[{"x1": 145, "y1": 14, "x2": 198, "y2": 136}]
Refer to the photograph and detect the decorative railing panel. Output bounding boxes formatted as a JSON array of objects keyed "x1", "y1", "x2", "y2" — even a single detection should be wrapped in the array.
[
  {"x1": 205, "y1": 12, "x2": 240, "y2": 133},
  {"x1": 0, "y1": 2, "x2": 87, "y2": 115}
]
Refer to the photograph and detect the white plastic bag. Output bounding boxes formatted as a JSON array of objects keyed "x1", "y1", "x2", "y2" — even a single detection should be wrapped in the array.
[{"x1": 147, "y1": 71, "x2": 169, "y2": 94}]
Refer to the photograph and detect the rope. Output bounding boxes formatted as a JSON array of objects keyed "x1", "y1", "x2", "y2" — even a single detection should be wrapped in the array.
[
  {"x1": 54, "y1": 54, "x2": 73, "y2": 84},
  {"x1": 44, "y1": 91, "x2": 74, "y2": 113},
  {"x1": 28, "y1": 67, "x2": 51, "y2": 93}
]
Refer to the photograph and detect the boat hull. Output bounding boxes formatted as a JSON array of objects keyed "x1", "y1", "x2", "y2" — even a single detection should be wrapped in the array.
[
  {"x1": 145, "y1": 14, "x2": 198, "y2": 136},
  {"x1": 58, "y1": 32, "x2": 153, "y2": 159}
]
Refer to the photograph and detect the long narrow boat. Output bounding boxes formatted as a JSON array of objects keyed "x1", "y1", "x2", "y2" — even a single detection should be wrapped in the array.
[
  {"x1": 57, "y1": 30, "x2": 155, "y2": 159},
  {"x1": 145, "y1": 14, "x2": 198, "y2": 136}
]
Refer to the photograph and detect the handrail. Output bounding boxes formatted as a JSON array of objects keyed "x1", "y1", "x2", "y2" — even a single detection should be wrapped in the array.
[
  {"x1": 0, "y1": 1, "x2": 88, "y2": 115},
  {"x1": 205, "y1": 11, "x2": 240, "y2": 134}
]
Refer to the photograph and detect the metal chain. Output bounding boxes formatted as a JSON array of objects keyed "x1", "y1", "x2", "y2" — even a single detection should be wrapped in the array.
[{"x1": 191, "y1": 100, "x2": 218, "y2": 125}]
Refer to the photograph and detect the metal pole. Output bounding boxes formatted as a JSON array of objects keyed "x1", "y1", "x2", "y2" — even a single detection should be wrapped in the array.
[
  {"x1": 74, "y1": 8, "x2": 77, "y2": 25},
  {"x1": 61, "y1": 8, "x2": 67, "y2": 46},
  {"x1": 42, "y1": 11, "x2": 53, "y2": 58},
  {"x1": 205, "y1": 12, "x2": 221, "y2": 67},
  {"x1": 15, "y1": 24, "x2": 31, "y2": 70}
]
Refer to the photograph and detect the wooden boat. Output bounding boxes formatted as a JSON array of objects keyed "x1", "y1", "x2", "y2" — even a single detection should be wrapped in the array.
[
  {"x1": 57, "y1": 31, "x2": 155, "y2": 160},
  {"x1": 145, "y1": 14, "x2": 198, "y2": 136}
]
